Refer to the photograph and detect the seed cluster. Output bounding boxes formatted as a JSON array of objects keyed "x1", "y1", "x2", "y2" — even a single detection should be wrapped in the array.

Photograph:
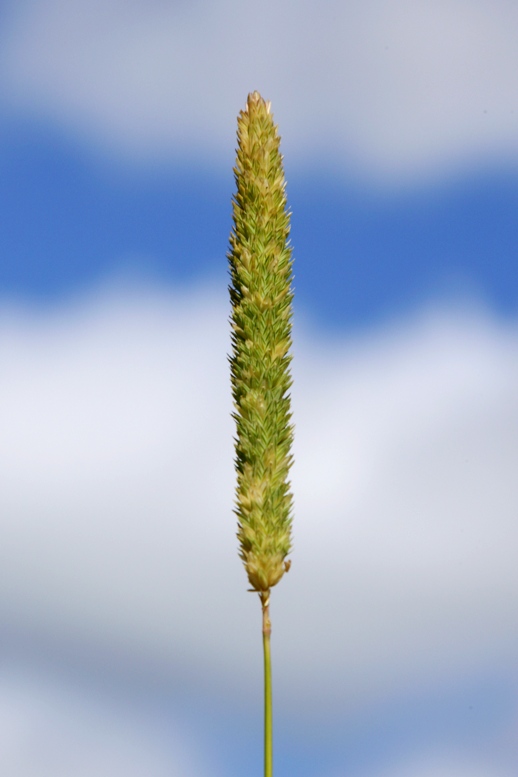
[{"x1": 228, "y1": 91, "x2": 294, "y2": 593}]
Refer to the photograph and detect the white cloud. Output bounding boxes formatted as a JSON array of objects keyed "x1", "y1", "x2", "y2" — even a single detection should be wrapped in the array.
[
  {"x1": 285, "y1": 304, "x2": 518, "y2": 706},
  {"x1": 0, "y1": 664, "x2": 209, "y2": 777},
  {"x1": 1, "y1": 0, "x2": 518, "y2": 184},
  {"x1": 361, "y1": 753, "x2": 514, "y2": 777},
  {"x1": 379, "y1": 755, "x2": 514, "y2": 777},
  {"x1": 0, "y1": 281, "x2": 517, "y2": 718}
]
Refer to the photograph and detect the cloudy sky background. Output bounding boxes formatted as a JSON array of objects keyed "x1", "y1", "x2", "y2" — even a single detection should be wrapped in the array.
[{"x1": 1, "y1": 1, "x2": 518, "y2": 775}]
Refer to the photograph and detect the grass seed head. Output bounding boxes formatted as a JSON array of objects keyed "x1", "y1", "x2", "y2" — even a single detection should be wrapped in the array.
[{"x1": 228, "y1": 91, "x2": 294, "y2": 593}]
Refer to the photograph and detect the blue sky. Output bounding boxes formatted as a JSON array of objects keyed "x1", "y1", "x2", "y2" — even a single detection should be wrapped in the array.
[
  {"x1": 2, "y1": 124, "x2": 518, "y2": 328},
  {"x1": 1, "y1": 2, "x2": 518, "y2": 776}
]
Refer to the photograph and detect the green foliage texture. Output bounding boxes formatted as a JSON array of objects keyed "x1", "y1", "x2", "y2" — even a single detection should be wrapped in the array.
[{"x1": 228, "y1": 91, "x2": 294, "y2": 593}]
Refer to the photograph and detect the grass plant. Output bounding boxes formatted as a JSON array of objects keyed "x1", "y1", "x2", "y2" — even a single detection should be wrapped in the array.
[{"x1": 228, "y1": 91, "x2": 294, "y2": 777}]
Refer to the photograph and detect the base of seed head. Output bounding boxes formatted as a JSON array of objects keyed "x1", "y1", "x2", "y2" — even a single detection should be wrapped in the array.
[{"x1": 245, "y1": 553, "x2": 288, "y2": 592}]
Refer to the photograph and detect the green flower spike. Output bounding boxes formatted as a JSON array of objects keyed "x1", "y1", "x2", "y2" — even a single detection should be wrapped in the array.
[{"x1": 228, "y1": 90, "x2": 294, "y2": 777}]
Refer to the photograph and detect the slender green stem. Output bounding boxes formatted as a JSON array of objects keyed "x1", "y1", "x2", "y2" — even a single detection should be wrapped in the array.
[{"x1": 262, "y1": 592, "x2": 273, "y2": 777}]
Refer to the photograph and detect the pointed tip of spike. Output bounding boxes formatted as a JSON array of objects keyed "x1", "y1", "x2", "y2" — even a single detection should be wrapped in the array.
[{"x1": 245, "y1": 91, "x2": 271, "y2": 114}]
